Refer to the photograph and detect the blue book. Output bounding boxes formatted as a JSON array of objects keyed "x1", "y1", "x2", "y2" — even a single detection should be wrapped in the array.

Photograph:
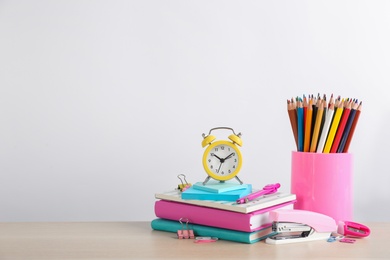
[
  {"x1": 192, "y1": 180, "x2": 248, "y2": 193},
  {"x1": 181, "y1": 184, "x2": 252, "y2": 201},
  {"x1": 151, "y1": 218, "x2": 276, "y2": 244}
]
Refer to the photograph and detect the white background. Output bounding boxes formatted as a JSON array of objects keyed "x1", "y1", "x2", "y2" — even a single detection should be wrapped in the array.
[{"x1": 1, "y1": 0, "x2": 389, "y2": 222}]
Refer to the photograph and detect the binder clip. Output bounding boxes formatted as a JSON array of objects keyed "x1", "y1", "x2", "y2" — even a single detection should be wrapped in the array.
[
  {"x1": 177, "y1": 174, "x2": 191, "y2": 192},
  {"x1": 177, "y1": 218, "x2": 194, "y2": 239}
]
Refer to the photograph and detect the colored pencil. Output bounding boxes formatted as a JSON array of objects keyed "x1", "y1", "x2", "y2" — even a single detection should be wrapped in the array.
[
  {"x1": 287, "y1": 94, "x2": 361, "y2": 153},
  {"x1": 323, "y1": 97, "x2": 344, "y2": 153},
  {"x1": 330, "y1": 99, "x2": 352, "y2": 153},
  {"x1": 311, "y1": 94, "x2": 319, "y2": 136},
  {"x1": 337, "y1": 100, "x2": 358, "y2": 153},
  {"x1": 319, "y1": 94, "x2": 328, "y2": 140},
  {"x1": 316, "y1": 99, "x2": 334, "y2": 153},
  {"x1": 310, "y1": 98, "x2": 324, "y2": 152},
  {"x1": 303, "y1": 97, "x2": 313, "y2": 152},
  {"x1": 287, "y1": 99, "x2": 298, "y2": 150},
  {"x1": 297, "y1": 99, "x2": 304, "y2": 152},
  {"x1": 303, "y1": 95, "x2": 308, "y2": 131},
  {"x1": 342, "y1": 101, "x2": 362, "y2": 153}
]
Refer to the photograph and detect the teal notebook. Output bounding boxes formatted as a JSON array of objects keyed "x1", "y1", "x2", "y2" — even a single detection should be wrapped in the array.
[
  {"x1": 181, "y1": 184, "x2": 252, "y2": 201},
  {"x1": 192, "y1": 180, "x2": 248, "y2": 193},
  {"x1": 151, "y1": 218, "x2": 276, "y2": 244}
]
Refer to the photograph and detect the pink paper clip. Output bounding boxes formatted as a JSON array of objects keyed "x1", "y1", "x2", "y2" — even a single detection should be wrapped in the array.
[
  {"x1": 177, "y1": 218, "x2": 194, "y2": 239},
  {"x1": 340, "y1": 238, "x2": 356, "y2": 244}
]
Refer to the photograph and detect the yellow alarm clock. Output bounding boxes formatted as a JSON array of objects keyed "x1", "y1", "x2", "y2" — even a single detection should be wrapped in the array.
[{"x1": 201, "y1": 127, "x2": 243, "y2": 185}]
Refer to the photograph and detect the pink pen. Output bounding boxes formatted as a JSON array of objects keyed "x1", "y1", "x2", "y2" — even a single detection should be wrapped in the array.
[{"x1": 236, "y1": 183, "x2": 281, "y2": 204}]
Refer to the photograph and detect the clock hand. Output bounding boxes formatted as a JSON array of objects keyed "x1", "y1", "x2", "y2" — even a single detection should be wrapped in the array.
[
  {"x1": 210, "y1": 153, "x2": 225, "y2": 173},
  {"x1": 217, "y1": 161, "x2": 223, "y2": 173},
  {"x1": 211, "y1": 153, "x2": 223, "y2": 162},
  {"x1": 223, "y1": 153, "x2": 235, "y2": 160},
  {"x1": 216, "y1": 153, "x2": 235, "y2": 174}
]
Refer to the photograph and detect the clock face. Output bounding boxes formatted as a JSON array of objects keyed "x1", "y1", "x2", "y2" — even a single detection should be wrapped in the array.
[{"x1": 202, "y1": 140, "x2": 242, "y2": 181}]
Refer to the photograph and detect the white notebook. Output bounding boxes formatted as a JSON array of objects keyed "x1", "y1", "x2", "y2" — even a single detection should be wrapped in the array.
[{"x1": 155, "y1": 189, "x2": 296, "y2": 214}]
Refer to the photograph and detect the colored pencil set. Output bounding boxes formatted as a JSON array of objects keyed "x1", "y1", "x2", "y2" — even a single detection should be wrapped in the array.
[{"x1": 287, "y1": 94, "x2": 362, "y2": 153}]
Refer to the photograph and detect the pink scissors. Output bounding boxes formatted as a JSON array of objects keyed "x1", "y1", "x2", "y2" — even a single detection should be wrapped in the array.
[{"x1": 236, "y1": 183, "x2": 281, "y2": 204}]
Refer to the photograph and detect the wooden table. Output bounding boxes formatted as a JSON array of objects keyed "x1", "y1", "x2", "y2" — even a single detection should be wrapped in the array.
[{"x1": 0, "y1": 222, "x2": 389, "y2": 259}]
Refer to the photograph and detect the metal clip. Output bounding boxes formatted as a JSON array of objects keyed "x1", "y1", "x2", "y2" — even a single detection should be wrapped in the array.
[
  {"x1": 177, "y1": 218, "x2": 194, "y2": 239},
  {"x1": 177, "y1": 174, "x2": 191, "y2": 192}
]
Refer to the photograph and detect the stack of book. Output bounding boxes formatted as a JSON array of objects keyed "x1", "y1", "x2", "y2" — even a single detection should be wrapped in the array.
[{"x1": 151, "y1": 181, "x2": 297, "y2": 244}]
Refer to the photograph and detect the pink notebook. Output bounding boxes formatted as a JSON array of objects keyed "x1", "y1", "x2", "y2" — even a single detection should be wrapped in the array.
[{"x1": 154, "y1": 199, "x2": 295, "y2": 232}]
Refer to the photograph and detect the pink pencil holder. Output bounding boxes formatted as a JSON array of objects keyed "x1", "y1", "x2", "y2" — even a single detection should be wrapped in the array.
[{"x1": 291, "y1": 151, "x2": 353, "y2": 223}]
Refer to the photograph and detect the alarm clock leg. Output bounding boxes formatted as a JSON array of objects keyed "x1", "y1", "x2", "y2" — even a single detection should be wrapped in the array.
[
  {"x1": 202, "y1": 176, "x2": 211, "y2": 185},
  {"x1": 235, "y1": 176, "x2": 244, "y2": 185}
]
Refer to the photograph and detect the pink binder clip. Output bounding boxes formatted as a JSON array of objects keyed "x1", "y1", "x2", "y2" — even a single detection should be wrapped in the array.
[{"x1": 177, "y1": 218, "x2": 194, "y2": 239}]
